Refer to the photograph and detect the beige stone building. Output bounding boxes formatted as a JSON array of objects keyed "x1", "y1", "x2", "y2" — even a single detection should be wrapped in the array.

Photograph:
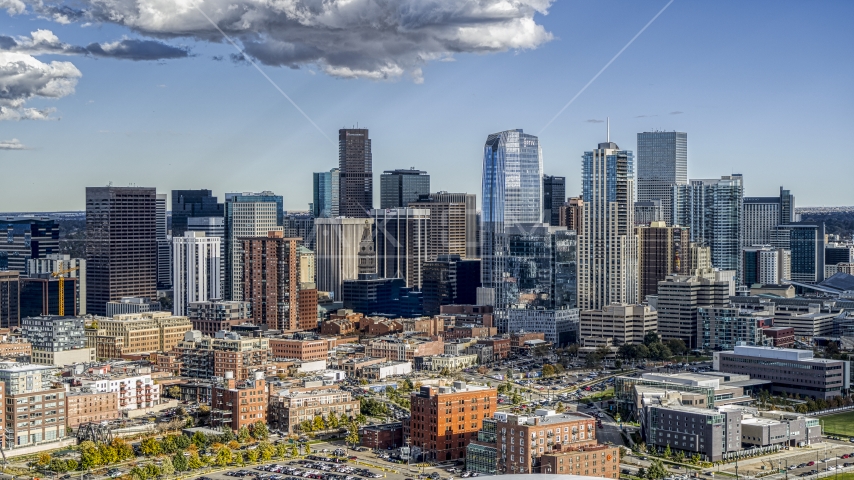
[
  {"x1": 579, "y1": 304, "x2": 657, "y2": 346},
  {"x1": 88, "y1": 312, "x2": 192, "y2": 357}
]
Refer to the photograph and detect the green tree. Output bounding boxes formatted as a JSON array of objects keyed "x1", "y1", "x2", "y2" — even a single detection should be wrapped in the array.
[
  {"x1": 246, "y1": 448, "x2": 260, "y2": 463},
  {"x1": 643, "y1": 331, "x2": 661, "y2": 346},
  {"x1": 66, "y1": 459, "x2": 78, "y2": 472},
  {"x1": 638, "y1": 468, "x2": 646, "y2": 479},
  {"x1": 129, "y1": 466, "x2": 146, "y2": 480},
  {"x1": 49, "y1": 458, "x2": 68, "y2": 473},
  {"x1": 665, "y1": 339, "x2": 687, "y2": 357},
  {"x1": 79, "y1": 441, "x2": 102, "y2": 469},
  {"x1": 691, "y1": 454, "x2": 701, "y2": 465},
  {"x1": 327, "y1": 411, "x2": 340, "y2": 429},
  {"x1": 99, "y1": 443, "x2": 119, "y2": 465},
  {"x1": 675, "y1": 450, "x2": 686, "y2": 463},
  {"x1": 300, "y1": 420, "x2": 314, "y2": 433},
  {"x1": 140, "y1": 437, "x2": 161, "y2": 456},
  {"x1": 161, "y1": 435, "x2": 179, "y2": 454},
  {"x1": 355, "y1": 414, "x2": 367, "y2": 425},
  {"x1": 160, "y1": 458, "x2": 175, "y2": 476},
  {"x1": 252, "y1": 421, "x2": 270, "y2": 440},
  {"x1": 259, "y1": 441, "x2": 275, "y2": 461},
  {"x1": 167, "y1": 386, "x2": 181, "y2": 398},
  {"x1": 234, "y1": 451, "x2": 246, "y2": 466},
  {"x1": 114, "y1": 438, "x2": 135, "y2": 461},
  {"x1": 302, "y1": 443, "x2": 311, "y2": 455},
  {"x1": 313, "y1": 414, "x2": 326, "y2": 431},
  {"x1": 663, "y1": 445, "x2": 672, "y2": 459},
  {"x1": 215, "y1": 447, "x2": 233, "y2": 466},
  {"x1": 555, "y1": 402, "x2": 566, "y2": 413},
  {"x1": 276, "y1": 443, "x2": 288, "y2": 459},
  {"x1": 175, "y1": 434, "x2": 191, "y2": 450},
  {"x1": 144, "y1": 463, "x2": 161, "y2": 479},
  {"x1": 172, "y1": 452, "x2": 189, "y2": 472},
  {"x1": 288, "y1": 444, "x2": 299, "y2": 458},
  {"x1": 192, "y1": 431, "x2": 209, "y2": 449},
  {"x1": 187, "y1": 452, "x2": 204, "y2": 470},
  {"x1": 542, "y1": 364, "x2": 556, "y2": 377},
  {"x1": 646, "y1": 459, "x2": 668, "y2": 480},
  {"x1": 238, "y1": 425, "x2": 252, "y2": 443}
]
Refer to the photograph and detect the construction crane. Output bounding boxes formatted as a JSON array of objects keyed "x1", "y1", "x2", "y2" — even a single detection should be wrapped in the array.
[{"x1": 52, "y1": 266, "x2": 79, "y2": 316}]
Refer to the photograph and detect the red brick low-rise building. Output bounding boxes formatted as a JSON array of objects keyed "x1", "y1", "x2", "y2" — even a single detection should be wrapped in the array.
[
  {"x1": 510, "y1": 332, "x2": 546, "y2": 350},
  {"x1": 540, "y1": 443, "x2": 620, "y2": 478},
  {"x1": 477, "y1": 337, "x2": 511, "y2": 359},
  {"x1": 359, "y1": 422, "x2": 404, "y2": 449},
  {"x1": 761, "y1": 326, "x2": 795, "y2": 348},
  {"x1": 211, "y1": 371, "x2": 268, "y2": 432},
  {"x1": 66, "y1": 390, "x2": 120, "y2": 428},
  {"x1": 269, "y1": 338, "x2": 328, "y2": 361}
]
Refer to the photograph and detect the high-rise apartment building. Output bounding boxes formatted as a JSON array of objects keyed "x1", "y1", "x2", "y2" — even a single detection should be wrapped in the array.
[
  {"x1": 173, "y1": 232, "x2": 222, "y2": 316},
  {"x1": 654, "y1": 274, "x2": 732, "y2": 349},
  {"x1": 0, "y1": 271, "x2": 20, "y2": 329},
  {"x1": 85, "y1": 186, "x2": 157, "y2": 316},
  {"x1": 371, "y1": 208, "x2": 430, "y2": 289},
  {"x1": 742, "y1": 186, "x2": 796, "y2": 247},
  {"x1": 410, "y1": 382, "x2": 497, "y2": 462},
  {"x1": 673, "y1": 175, "x2": 743, "y2": 278},
  {"x1": 315, "y1": 218, "x2": 372, "y2": 300},
  {"x1": 428, "y1": 192, "x2": 478, "y2": 259},
  {"x1": 156, "y1": 193, "x2": 171, "y2": 290},
  {"x1": 742, "y1": 245, "x2": 791, "y2": 285},
  {"x1": 637, "y1": 222, "x2": 690, "y2": 300},
  {"x1": 0, "y1": 216, "x2": 60, "y2": 274},
  {"x1": 283, "y1": 211, "x2": 316, "y2": 250},
  {"x1": 187, "y1": 300, "x2": 251, "y2": 336},
  {"x1": 481, "y1": 129, "x2": 544, "y2": 305},
  {"x1": 634, "y1": 200, "x2": 663, "y2": 226},
  {"x1": 211, "y1": 371, "x2": 268, "y2": 432},
  {"x1": 312, "y1": 168, "x2": 340, "y2": 218},
  {"x1": 381, "y1": 168, "x2": 430, "y2": 209},
  {"x1": 559, "y1": 197, "x2": 584, "y2": 232},
  {"x1": 407, "y1": 196, "x2": 467, "y2": 261},
  {"x1": 224, "y1": 191, "x2": 283, "y2": 301},
  {"x1": 771, "y1": 222, "x2": 826, "y2": 284},
  {"x1": 699, "y1": 306, "x2": 773, "y2": 350},
  {"x1": 171, "y1": 189, "x2": 224, "y2": 237},
  {"x1": 242, "y1": 232, "x2": 317, "y2": 332},
  {"x1": 0, "y1": 363, "x2": 66, "y2": 449},
  {"x1": 637, "y1": 131, "x2": 688, "y2": 226},
  {"x1": 176, "y1": 330, "x2": 271, "y2": 380},
  {"x1": 542, "y1": 175, "x2": 566, "y2": 226},
  {"x1": 187, "y1": 216, "x2": 226, "y2": 287},
  {"x1": 27, "y1": 254, "x2": 86, "y2": 315},
  {"x1": 339, "y1": 128, "x2": 373, "y2": 218},
  {"x1": 577, "y1": 139, "x2": 637, "y2": 310}
]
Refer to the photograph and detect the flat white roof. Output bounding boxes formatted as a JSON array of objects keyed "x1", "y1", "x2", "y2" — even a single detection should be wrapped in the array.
[{"x1": 732, "y1": 345, "x2": 814, "y2": 361}]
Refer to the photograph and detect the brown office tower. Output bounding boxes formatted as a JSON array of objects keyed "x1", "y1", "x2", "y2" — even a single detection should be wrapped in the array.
[
  {"x1": 242, "y1": 232, "x2": 317, "y2": 332},
  {"x1": 339, "y1": 128, "x2": 373, "y2": 218},
  {"x1": 637, "y1": 221, "x2": 690, "y2": 300},
  {"x1": 559, "y1": 197, "x2": 584, "y2": 231},
  {"x1": 410, "y1": 382, "x2": 497, "y2": 462},
  {"x1": 85, "y1": 187, "x2": 157, "y2": 316}
]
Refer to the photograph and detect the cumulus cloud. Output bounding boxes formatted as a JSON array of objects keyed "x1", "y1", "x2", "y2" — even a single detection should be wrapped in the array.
[
  {"x1": 0, "y1": 30, "x2": 189, "y2": 61},
  {"x1": 0, "y1": 138, "x2": 25, "y2": 149},
  {"x1": 22, "y1": 0, "x2": 554, "y2": 81},
  {"x1": 0, "y1": 52, "x2": 81, "y2": 120}
]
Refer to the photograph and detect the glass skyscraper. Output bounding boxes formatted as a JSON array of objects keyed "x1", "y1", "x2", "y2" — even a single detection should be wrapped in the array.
[
  {"x1": 481, "y1": 129, "x2": 543, "y2": 299},
  {"x1": 312, "y1": 168, "x2": 339, "y2": 218},
  {"x1": 637, "y1": 131, "x2": 687, "y2": 225},
  {"x1": 380, "y1": 168, "x2": 430, "y2": 209}
]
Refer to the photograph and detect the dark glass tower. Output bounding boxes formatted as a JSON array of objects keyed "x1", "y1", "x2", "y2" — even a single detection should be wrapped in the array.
[
  {"x1": 171, "y1": 189, "x2": 224, "y2": 237},
  {"x1": 380, "y1": 168, "x2": 430, "y2": 208},
  {"x1": 542, "y1": 175, "x2": 565, "y2": 226},
  {"x1": 339, "y1": 129, "x2": 373, "y2": 218},
  {"x1": 85, "y1": 186, "x2": 157, "y2": 316}
]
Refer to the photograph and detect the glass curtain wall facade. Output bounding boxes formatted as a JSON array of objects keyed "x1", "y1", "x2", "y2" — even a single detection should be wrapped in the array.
[
  {"x1": 637, "y1": 131, "x2": 687, "y2": 226},
  {"x1": 481, "y1": 129, "x2": 544, "y2": 308},
  {"x1": 312, "y1": 168, "x2": 339, "y2": 218}
]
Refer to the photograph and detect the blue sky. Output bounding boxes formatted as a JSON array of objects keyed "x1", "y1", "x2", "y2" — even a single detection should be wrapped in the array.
[{"x1": 1, "y1": 0, "x2": 852, "y2": 212}]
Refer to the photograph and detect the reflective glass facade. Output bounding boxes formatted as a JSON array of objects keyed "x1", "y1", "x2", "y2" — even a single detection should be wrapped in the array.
[{"x1": 312, "y1": 168, "x2": 339, "y2": 218}]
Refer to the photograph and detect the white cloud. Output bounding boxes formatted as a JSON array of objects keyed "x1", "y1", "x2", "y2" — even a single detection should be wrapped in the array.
[
  {"x1": 0, "y1": 138, "x2": 25, "y2": 149},
  {"x1": 0, "y1": 0, "x2": 25, "y2": 15},
  {"x1": 25, "y1": 0, "x2": 554, "y2": 81},
  {"x1": 0, "y1": 52, "x2": 81, "y2": 120}
]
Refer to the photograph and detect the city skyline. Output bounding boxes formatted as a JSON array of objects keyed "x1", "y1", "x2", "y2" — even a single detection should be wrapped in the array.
[{"x1": 0, "y1": 1, "x2": 852, "y2": 211}]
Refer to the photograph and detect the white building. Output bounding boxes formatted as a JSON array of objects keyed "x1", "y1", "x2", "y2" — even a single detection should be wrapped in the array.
[
  {"x1": 579, "y1": 303, "x2": 657, "y2": 346},
  {"x1": 506, "y1": 308, "x2": 579, "y2": 345},
  {"x1": 315, "y1": 218, "x2": 371, "y2": 299},
  {"x1": 743, "y1": 245, "x2": 791, "y2": 285},
  {"x1": 80, "y1": 373, "x2": 160, "y2": 411},
  {"x1": 363, "y1": 361, "x2": 412, "y2": 379},
  {"x1": 28, "y1": 254, "x2": 87, "y2": 315},
  {"x1": 173, "y1": 231, "x2": 222, "y2": 316},
  {"x1": 225, "y1": 192, "x2": 282, "y2": 301}
]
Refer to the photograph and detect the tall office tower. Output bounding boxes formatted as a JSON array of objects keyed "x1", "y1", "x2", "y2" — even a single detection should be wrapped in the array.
[
  {"x1": 577, "y1": 138, "x2": 638, "y2": 310},
  {"x1": 742, "y1": 245, "x2": 791, "y2": 285},
  {"x1": 558, "y1": 196, "x2": 584, "y2": 231},
  {"x1": 0, "y1": 217, "x2": 60, "y2": 273},
  {"x1": 542, "y1": 175, "x2": 566, "y2": 226},
  {"x1": 242, "y1": 232, "x2": 316, "y2": 332},
  {"x1": 380, "y1": 168, "x2": 430, "y2": 209},
  {"x1": 742, "y1": 186, "x2": 796, "y2": 247},
  {"x1": 408, "y1": 196, "x2": 467, "y2": 260},
  {"x1": 428, "y1": 192, "x2": 478, "y2": 259},
  {"x1": 187, "y1": 217, "x2": 226, "y2": 288},
  {"x1": 636, "y1": 222, "x2": 690, "y2": 301},
  {"x1": 771, "y1": 222, "x2": 826, "y2": 284},
  {"x1": 371, "y1": 208, "x2": 430, "y2": 289},
  {"x1": 0, "y1": 271, "x2": 20, "y2": 329},
  {"x1": 283, "y1": 211, "x2": 316, "y2": 249},
  {"x1": 172, "y1": 232, "x2": 221, "y2": 316},
  {"x1": 637, "y1": 131, "x2": 688, "y2": 226},
  {"x1": 357, "y1": 220, "x2": 376, "y2": 275},
  {"x1": 171, "y1": 190, "x2": 224, "y2": 238},
  {"x1": 481, "y1": 129, "x2": 543, "y2": 304},
  {"x1": 501, "y1": 225, "x2": 577, "y2": 311},
  {"x1": 634, "y1": 200, "x2": 663, "y2": 226},
  {"x1": 315, "y1": 218, "x2": 370, "y2": 300},
  {"x1": 655, "y1": 274, "x2": 731, "y2": 349},
  {"x1": 28, "y1": 254, "x2": 86, "y2": 315},
  {"x1": 20, "y1": 276, "x2": 77, "y2": 318},
  {"x1": 223, "y1": 192, "x2": 283, "y2": 301},
  {"x1": 673, "y1": 175, "x2": 744, "y2": 278},
  {"x1": 155, "y1": 193, "x2": 171, "y2": 290},
  {"x1": 421, "y1": 255, "x2": 481, "y2": 316},
  {"x1": 338, "y1": 128, "x2": 373, "y2": 218},
  {"x1": 688, "y1": 243, "x2": 712, "y2": 274},
  {"x1": 85, "y1": 186, "x2": 157, "y2": 316},
  {"x1": 312, "y1": 168, "x2": 340, "y2": 218}
]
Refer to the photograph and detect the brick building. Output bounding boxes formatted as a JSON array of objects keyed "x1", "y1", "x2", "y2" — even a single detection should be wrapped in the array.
[
  {"x1": 439, "y1": 305, "x2": 494, "y2": 328},
  {"x1": 175, "y1": 330, "x2": 271, "y2": 380},
  {"x1": 89, "y1": 311, "x2": 192, "y2": 357},
  {"x1": 320, "y1": 317, "x2": 358, "y2": 336},
  {"x1": 761, "y1": 326, "x2": 795, "y2": 348},
  {"x1": 65, "y1": 390, "x2": 120, "y2": 428},
  {"x1": 0, "y1": 334, "x2": 32, "y2": 359},
  {"x1": 494, "y1": 411, "x2": 600, "y2": 474},
  {"x1": 510, "y1": 332, "x2": 546, "y2": 350},
  {"x1": 409, "y1": 382, "x2": 497, "y2": 462},
  {"x1": 269, "y1": 338, "x2": 329, "y2": 361},
  {"x1": 443, "y1": 326, "x2": 497, "y2": 341},
  {"x1": 188, "y1": 301, "x2": 251, "y2": 336},
  {"x1": 268, "y1": 386, "x2": 358, "y2": 434},
  {"x1": 79, "y1": 373, "x2": 160, "y2": 411},
  {"x1": 367, "y1": 336, "x2": 444, "y2": 361},
  {"x1": 477, "y1": 337, "x2": 511, "y2": 360},
  {"x1": 540, "y1": 443, "x2": 620, "y2": 478},
  {"x1": 361, "y1": 317, "x2": 403, "y2": 336},
  {"x1": 211, "y1": 371, "x2": 268, "y2": 432},
  {"x1": 359, "y1": 422, "x2": 404, "y2": 449},
  {"x1": 0, "y1": 363, "x2": 67, "y2": 449}
]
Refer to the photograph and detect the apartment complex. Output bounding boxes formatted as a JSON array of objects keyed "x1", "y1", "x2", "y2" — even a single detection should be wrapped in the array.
[
  {"x1": 79, "y1": 373, "x2": 160, "y2": 411},
  {"x1": 366, "y1": 336, "x2": 444, "y2": 361},
  {"x1": 269, "y1": 338, "x2": 328, "y2": 361},
  {"x1": 188, "y1": 300, "x2": 252, "y2": 336},
  {"x1": 175, "y1": 330, "x2": 271, "y2": 380},
  {"x1": 211, "y1": 371, "x2": 268, "y2": 432},
  {"x1": 0, "y1": 363, "x2": 67, "y2": 449},
  {"x1": 90, "y1": 312, "x2": 192, "y2": 358},
  {"x1": 637, "y1": 222, "x2": 690, "y2": 300},
  {"x1": 65, "y1": 390, "x2": 120, "y2": 428},
  {"x1": 268, "y1": 386, "x2": 359, "y2": 434}
]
